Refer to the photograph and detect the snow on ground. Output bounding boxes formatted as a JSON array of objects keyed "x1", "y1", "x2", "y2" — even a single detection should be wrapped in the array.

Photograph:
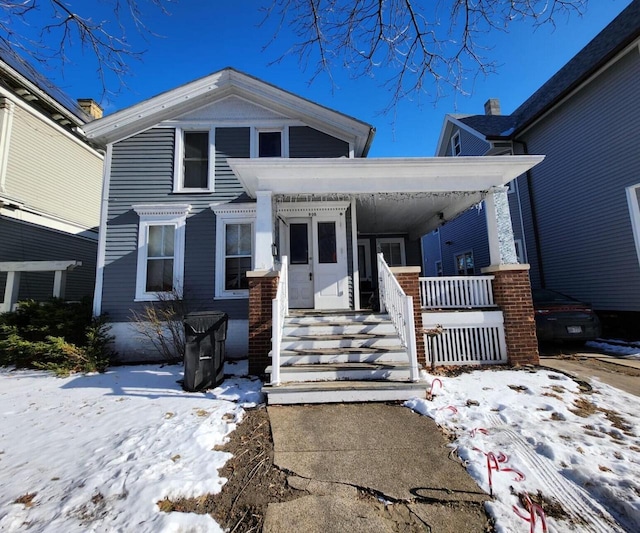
[
  {"x1": 586, "y1": 340, "x2": 640, "y2": 359},
  {"x1": 407, "y1": 369, "x2": 640, "y2": 533},
  {"x1": 0, "y1": 360, "x2": 262, "y2": 532}
]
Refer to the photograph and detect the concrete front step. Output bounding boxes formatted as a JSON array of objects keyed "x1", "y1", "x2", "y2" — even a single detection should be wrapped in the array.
[
  {"x1": 279, "y1": 346, "x2": 408, "y2": 365},
  {"x1": 284, "y1": 322, "x2": 396, "y2": 337},
  {"x1": 281, "y1": 333, "x2": 400, "y2": 351},
  {"x1": 285, "y1": 312, "x2": 391, "y2": 324},
  {"x1": 263, "y1": 380, "x2": 428, "y2": 405},
  {"x1": 266, "y1": 362, "x2": 412, "y2": 382}
]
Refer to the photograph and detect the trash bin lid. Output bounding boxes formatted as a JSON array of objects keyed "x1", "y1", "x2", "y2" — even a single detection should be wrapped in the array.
[{"x1": 184, "y1": 311, "x2": 228, "y2": 333}]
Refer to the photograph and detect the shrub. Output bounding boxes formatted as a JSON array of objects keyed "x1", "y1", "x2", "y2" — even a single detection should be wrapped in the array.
[{"x1": 0, "y1": 299, "x2": 114, "y2": 376}]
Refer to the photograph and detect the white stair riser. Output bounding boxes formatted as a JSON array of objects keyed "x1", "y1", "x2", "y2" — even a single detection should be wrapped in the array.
[
  {"x1": 285, "y1": 314, "x2": 388, "y2": 325},
  {"x1": 284, "y1": 324, "x2": 396, "y2": 336},
  {"x1": 279, "y1": 352, "x2": 408, "y2": 365},
  {"x1": 281, "y1": 337, "x2": 400, "y2": 350},
  {"x1": 277, "y1": 368, "x2": 411, "y2": 382},
  {"x1": 266, "y1": 387, "x2": 426, "y2": 405}
]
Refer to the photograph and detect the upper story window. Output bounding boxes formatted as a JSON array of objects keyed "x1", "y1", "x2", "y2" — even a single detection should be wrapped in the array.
[
  {"x1": 451, "y1": 131, "x2": 461, "y2": 156},
  {"x1": 133, "y1": 204, "x2": 191, "y2": 301},
  {"x1": 259, "y1": 130, "x2": 282, "y2": 157},
  {"x1": 174, "y1": 128, "x2": 214, "y2": 193}
]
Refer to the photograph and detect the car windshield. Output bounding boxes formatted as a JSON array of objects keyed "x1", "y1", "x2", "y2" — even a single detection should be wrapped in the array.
[{"x1": 532, "y1": 289, "x2": 580, "y2": 304}]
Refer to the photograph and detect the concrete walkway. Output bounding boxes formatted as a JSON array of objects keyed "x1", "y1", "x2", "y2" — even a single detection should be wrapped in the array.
[{"x1": 264, "y1": 403, "x2": 490, "y2": 533}]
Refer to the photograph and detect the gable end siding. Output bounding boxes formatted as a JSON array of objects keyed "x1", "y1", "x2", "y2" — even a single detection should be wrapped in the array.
[
  {"x1": 445, "y1": 127, "x2": 490, "y2": 157},
  {"x1": 289, "y1": 126, "x2": 349, "y2": 158}
]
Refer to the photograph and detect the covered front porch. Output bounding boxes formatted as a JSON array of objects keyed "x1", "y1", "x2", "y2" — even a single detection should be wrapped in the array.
[{"x1": 228, "y1": 156, "x2": 543, "y2": 402}]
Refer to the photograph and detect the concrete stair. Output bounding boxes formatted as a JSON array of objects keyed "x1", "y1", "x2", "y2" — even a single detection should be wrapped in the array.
[{"x1": 263, "y1": 311, "x2": 426, "y2": 404}]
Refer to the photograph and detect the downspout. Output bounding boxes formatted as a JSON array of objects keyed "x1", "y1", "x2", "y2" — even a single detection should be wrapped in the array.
[{"x1": 512, "y1": 139, "x2": 546, "y2": 288}]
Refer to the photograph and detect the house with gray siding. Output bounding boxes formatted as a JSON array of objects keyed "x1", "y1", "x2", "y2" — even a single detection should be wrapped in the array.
[
  {"x1": 0, "y1": 51, "x2": 104, "y2": 311},
  {"x1": 426, "y1": 0, "x2": 640, "y2": 337},
  {"x1": 84, "y1": 67, "x2": 544, "y2": 402}
]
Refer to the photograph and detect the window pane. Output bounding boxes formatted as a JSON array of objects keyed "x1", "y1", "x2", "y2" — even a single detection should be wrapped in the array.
[
  {"x1": 318, "y1": 222, "x2": 336, "y2": 263},
  {"x1": 146, "y1": 258, "x2": 173, "y2": 292},
  {"x1": 184, "y1": 131, "x2": 208, "y2": 159},
  {"x1": 225, "y1": 257, "x2": 251, "y2": 290},
  {"x1": 239, "y1": 224, "x2": 252, "y2": 255},
  {"x1": 226, "y1": 224, "x2": 251, "y2": 255},
  {"x1": 259, "y1": 131, "x2": 281, "y2": 157},
  {"x1": 290, "y1": 223, "x2": 309, "y2": 264},
  {"x1": 381, "y1": 242, "x2": 402, "y2": 266},
  {"x1": 184, "y1": 160, "x2": 208, "y2": 188},
  {"x1": 148, "y1": 225, "x2": 174, "y2": 257}
]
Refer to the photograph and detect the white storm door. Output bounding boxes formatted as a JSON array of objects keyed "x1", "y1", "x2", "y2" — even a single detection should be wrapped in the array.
[
  {"x1": 312, "y1": 215, "x2": 349, "y2": 310},
  {"x1": 287, "y1": 219, "x2": 314, "y2": 309}
]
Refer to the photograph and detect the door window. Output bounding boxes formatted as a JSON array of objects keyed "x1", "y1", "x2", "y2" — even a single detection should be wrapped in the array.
[
  {"x1": 289, "y1": 223, "x2": 309, "y2": 264},
  {"x1": 317, "y1": 222, "x2": 337, "y2": 263}
]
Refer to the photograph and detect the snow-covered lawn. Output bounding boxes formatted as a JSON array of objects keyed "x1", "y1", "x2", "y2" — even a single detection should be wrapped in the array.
[
  {"x1": 0, "y1": 361, "x2": 262, "y2": 532},
  {"x1": 407, "y1": 369, "x2": 640, "y2": 533}
]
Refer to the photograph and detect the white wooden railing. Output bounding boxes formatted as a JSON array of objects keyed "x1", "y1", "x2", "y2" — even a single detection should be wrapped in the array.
[
  {"x1": 377, "y1": 253, "x2": 419, "y2": 381},
  {"x1": 419, "y1": 276, "x2": 496, "y2": 309},
  {"x1": 270, "y1": 256, "x2": 288, "y2": 386}
]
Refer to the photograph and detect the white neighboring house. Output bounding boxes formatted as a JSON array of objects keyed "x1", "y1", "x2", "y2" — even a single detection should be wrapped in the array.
[{"x1": 0, "y1": 51, "x2": 104, "y2": 312}]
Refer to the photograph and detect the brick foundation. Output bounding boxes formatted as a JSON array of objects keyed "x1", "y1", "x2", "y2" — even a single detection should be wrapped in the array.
[
  {"x1": 390, "y1": 267, "x2": 426, "y2": 367},
  {"x1": 247, "y1": 271, "x2": 279, "y2": 376},
  {"x1": 483, "y1": 265, "x2": 539, "y2": 366}
]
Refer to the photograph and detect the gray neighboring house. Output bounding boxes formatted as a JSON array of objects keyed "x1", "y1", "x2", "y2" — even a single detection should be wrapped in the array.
[
  {"x1": 425, "y1": 0, "x2": 640, "y2": 336},
  {"x1": 0, "y1": 51, "x2": 104, "y2": 311}
]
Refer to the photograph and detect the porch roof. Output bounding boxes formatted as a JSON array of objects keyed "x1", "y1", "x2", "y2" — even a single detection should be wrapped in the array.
[{"x1": 228, "y1": 155, "x2": 544, "y2": 238}]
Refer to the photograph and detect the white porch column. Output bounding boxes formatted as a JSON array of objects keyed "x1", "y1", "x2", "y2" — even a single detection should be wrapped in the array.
[
  {"x1": 254, "y1": 190, "x2": 274, "y2": 270},
  {"x1": 485, "y1": 186, "x2": 518, "y2": 266},
  {"x1": 2, "y1": 271, "x2": 21, "y2": 312}
]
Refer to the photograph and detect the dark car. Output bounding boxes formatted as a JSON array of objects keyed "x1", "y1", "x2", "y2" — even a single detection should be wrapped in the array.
[{"x1": 532, "y1": 289, "x2": 602, "y2": 343}]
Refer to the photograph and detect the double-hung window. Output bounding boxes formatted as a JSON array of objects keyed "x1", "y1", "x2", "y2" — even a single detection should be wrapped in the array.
[
  {"x1": 455, "y1": 251, "x2": 475, "y2": 276},
  {"x1": 376, "y1": 238, "x2": 406, "y2": 267},
  {"x1": 211, "y1": 203, "x2": 257, "y2": 298},
  {"x1": 174, "y1": 128, "x2": 214, "y2": 192},
  {"x1": 252, "y1": 128, "x2": 287, "y2": 158},
  {"x1": 133, "y1": 204, "x2": 191, "y2": 301},
  {"x1": 451, "y1": 131, "x2": 461, "y2": 156}
]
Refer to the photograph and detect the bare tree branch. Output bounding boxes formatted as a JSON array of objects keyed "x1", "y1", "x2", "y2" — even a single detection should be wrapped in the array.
[
  {"x1": 263, "y1": 0, "x2": 589, "y2": 110},
  {"x1": 0, "y1": 0, "x2": 171, "y2": 99}
]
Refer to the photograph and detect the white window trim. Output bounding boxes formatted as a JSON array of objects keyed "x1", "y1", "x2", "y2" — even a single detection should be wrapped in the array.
[
  {"x1": 211, "y1": 203, "x2": 257, "y2": 299},
  {"x1": 451, "y1": 131, "x2": 461, "y2": 157},
  {"x1": 626, "y1": 184, "x2": 640, "y2": 267},
  {"x1": 376, "y1": 237, "x2": 406, "y2": 266},
  {"x1": 133, "y1": 204, "x2": 191, "y2": 301},
  {"x1": 514, "y1": 239, "x2": 526, "y2": 264},
  {"x1": 173, "y1": 127, "x2": 215, "y2": 193},
  {"x1": 251, "y1": 126, "x2": 289, "y2": 158}
]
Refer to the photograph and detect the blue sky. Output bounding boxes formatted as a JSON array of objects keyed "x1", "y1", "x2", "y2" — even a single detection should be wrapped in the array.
[{"x1": 19, "y1": 1, "x2": 631, "y2": 156}]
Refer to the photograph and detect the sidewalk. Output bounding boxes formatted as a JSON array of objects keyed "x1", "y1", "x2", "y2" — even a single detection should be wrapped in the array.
[{"x1": 264, "y1": 403, "x2": 490, "y2": 533}]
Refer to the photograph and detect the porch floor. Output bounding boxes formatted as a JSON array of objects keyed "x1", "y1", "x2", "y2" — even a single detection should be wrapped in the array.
[{"x1": 264, "y1": 310, "x2": 426, "y2": 404}]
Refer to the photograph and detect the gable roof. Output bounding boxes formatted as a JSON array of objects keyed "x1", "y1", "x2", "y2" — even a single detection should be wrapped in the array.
[
  {"x1": 82, "y1": 67, "x2": 376, "y2": 155},
  {"x1": 437, "y1": 0, "x2": 640, "y2": 149}
]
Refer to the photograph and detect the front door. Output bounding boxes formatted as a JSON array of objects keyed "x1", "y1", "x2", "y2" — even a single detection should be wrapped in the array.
[
  {"x1": 284, "y1": 214, "x2": 349, "y2": 310},
  {"x1": 287, "y1": 219, "x2": 314, "y2": 308}
]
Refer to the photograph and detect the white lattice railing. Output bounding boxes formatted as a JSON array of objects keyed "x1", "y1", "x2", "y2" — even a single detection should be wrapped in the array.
[
  {"x1": 270, "y1": 256, "x2": 288, "y2": 386},
  {"x1": 423, "y1": 311, "x2": 507, "y2": 366},
  {"x1": 419, "y1": 276, "x2": 496, "y2": 309},
  {"x1": 377, "y1": 253, "x2": 419, "y2": 381}
]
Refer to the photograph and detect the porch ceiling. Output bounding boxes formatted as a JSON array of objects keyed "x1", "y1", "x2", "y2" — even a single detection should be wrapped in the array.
[{"x1": 228, "y1": 155, "x2": 544, "y2": 239}]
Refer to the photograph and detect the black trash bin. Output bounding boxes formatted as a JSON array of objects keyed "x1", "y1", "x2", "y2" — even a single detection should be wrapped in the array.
[{"x1": 183, "y1": 311, "x2": 228, "y2": 392}]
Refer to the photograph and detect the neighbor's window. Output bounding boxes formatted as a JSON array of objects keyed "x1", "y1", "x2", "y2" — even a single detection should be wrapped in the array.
[
  {"x1": 377, "y1": 238, "x2": 406, "y2": 266},
  {"x1": 455, "y1": 251, "x2": 474, "y2": 275},
  {"x1": 258, "y1": 130, "x2": 282, "y2": 157},
  {"x1": 225, "y1": 223, "x2": 252, "y2": 291},
  {"x1": 133, "y1": 204, "x2": 190, "y2": 301},
  {"x1": 435, "y1": 260, "x2": 443, "y2": 277},
  {"x1": 451, "y1": 131, "x2": 461, "y2": 156},
  {"x1": 174, "y1": 128, "x2": 213, "y2": 192}
]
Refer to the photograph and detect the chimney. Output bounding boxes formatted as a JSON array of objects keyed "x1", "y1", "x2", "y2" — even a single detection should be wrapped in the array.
[
  {"x1": 484, "y1": 98, "x2": 501, "y2": 116},
  {"x1": 77, "y1": 98, "x2": 103, "y2": 120}
]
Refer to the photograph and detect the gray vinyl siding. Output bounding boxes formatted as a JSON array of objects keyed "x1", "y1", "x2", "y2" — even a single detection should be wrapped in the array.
[
  {"x1": 519, "y1": 47, "x2": 640, "y2": 311},
  {"x1": 101, "y1": 127, "x2": 251, "y2": 322},
  {"x1": 289, "y1": 126, "x2": 349, "y2": 158},
  {"x1": 445, "y1": 127, "x2": 490, "y2": 157},
  {"x1": 0, "y1": 217, "x2": 97, "y2": 303}
]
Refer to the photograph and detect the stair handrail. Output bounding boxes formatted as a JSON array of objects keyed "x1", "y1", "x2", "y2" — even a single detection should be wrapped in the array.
[
  {"x1": 271, "y1": 256, "x2": 288, "y2": 386},
  {"x1": 377, "y1": 253, "x2": 419, "y2": 381}
]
